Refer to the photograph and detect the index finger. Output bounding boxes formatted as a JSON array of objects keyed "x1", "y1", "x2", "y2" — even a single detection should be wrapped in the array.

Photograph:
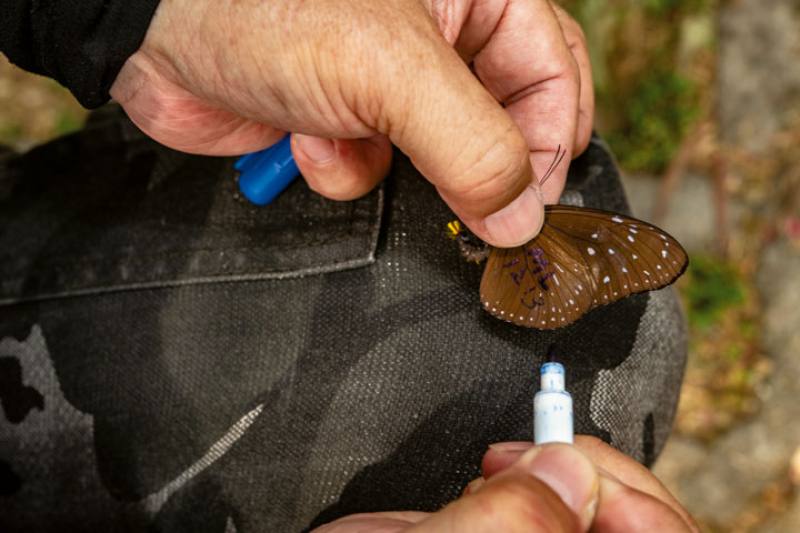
[{"x1": 461, "y1": 0, "x2": 581, "y2": 204}]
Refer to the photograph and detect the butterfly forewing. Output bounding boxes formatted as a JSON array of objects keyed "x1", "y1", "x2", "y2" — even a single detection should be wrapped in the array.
[{"x1": 479, "y1": 206, "x2": 688, "y2": 329}]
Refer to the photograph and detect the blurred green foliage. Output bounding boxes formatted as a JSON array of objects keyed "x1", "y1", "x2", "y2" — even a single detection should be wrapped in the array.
[
  {"x1": 675, "y1": 253, "x2": 766, "y2": 441},
  {"x1": 561, "y1": 0, "x2": 713, "y2": 173},
  {"x1": 605, "y1": 68, "x2": 698, "y2": 171},
  {"x1": 0, "y1": 57, "x2": 87, "y2": 148},
  {"x1": 54, "y1": 109, "x2": 85, "y2": 136},
  {"x1": 682, "y1": 254, "x2": 745, "y2": 330},
  {"x1": 0, "y1": 123, "x2": 23, "y2": 145}
]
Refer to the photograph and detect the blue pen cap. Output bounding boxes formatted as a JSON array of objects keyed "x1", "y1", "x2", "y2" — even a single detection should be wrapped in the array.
[
  {"x1": 540, "y1": 362, "x2": 566, "y2": 392},
  {"x1": 540, "y1": 362, "x2": 565, "y2": 375},
  {"x1": 236, "y1": 134, "x2": 300, "y2": 206}
]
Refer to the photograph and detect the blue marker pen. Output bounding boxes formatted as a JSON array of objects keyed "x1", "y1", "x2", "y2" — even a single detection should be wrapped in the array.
[
  {"x1": 236, "y1": 134, "x2": 300, "y2": 206},
  {"x1": 534, "y1": 362, "x2": 574, "y2": 444}
]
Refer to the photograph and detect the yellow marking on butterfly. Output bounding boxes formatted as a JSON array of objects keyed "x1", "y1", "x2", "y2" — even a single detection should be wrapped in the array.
[{"x1": 447, "y1": 220, "x2": 463, "y2": 239}]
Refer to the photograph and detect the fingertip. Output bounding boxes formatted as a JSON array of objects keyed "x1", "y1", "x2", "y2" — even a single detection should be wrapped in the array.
[
  {"x1": 574, "y1": 114, "x2": 593, "y2": 156},
  {"x1": 294, "y1": 134, "x2": 336, "y2": 164},
  {"x1": 483, "y1": 442, "x2": 534, "y2": 478},
  {"x1": 517, "y1": 444, "x2": 599, "y2": 530},
  {"x1": 293, "y1": 135, "x2": 392, "y2": 201},
  {"x1": 478, "y1": 183, "x2": 545, "y2": 247}
]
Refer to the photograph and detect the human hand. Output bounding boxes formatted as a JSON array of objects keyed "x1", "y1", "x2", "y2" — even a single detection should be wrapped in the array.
[
  {"x1": 110, "y1": 0, "x2": 593, "y2": 247},
  {"x1": 477, "y1": 437, "x2": 698, "y2": 532},
  {"x1": 313, "y1": 438, "x2": 697, "y2": 532}
]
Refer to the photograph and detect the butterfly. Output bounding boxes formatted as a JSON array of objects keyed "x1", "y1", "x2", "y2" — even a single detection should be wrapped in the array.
[{"x1": 449, "y1": 148, "x2": 689, "y2": 330}]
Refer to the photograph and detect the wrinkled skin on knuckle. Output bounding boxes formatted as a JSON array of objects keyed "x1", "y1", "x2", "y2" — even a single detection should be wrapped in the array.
[
  {"x1": 318, "y1": 11, "x2": 425, "y2": 134},
  {"x1": 443, "y1": 130, "x2": 531, "y2": 209}
]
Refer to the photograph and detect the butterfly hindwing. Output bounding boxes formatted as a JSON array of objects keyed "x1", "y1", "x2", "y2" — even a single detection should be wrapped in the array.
[
  {"x1": 479, "y1": 205, "x2": 688, "y2": 329},
  {"x1": 479, "y1": 229, "x2": 594, "y2": 329}
]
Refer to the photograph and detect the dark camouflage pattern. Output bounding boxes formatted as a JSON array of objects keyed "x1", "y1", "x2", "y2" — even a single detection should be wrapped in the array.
[{"x1": 0, "y1": 106, "x2": 687, "y2": 532}]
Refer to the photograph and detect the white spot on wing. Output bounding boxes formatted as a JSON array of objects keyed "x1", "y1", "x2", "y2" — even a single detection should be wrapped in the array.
[
  {"x1": 608, "y1": 248, "x2": 615, "y2": 254},
  {"x1": 603, "y1": 275, "x2": 610, "y2": 284},
  {"x1": 587, "y1": 247, "x2": 596, "y2": 256},
  {"x1": 612, "y1": 216, "x2": 624, "y2": 223},
  {"x1": 627, "y1": 235, "x2": 635, "y2": 242}
]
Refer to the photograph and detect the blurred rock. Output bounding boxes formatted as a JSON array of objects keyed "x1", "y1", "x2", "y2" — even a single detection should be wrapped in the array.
[
  {"x1": 762, "y1": 492, "x2": 800, "y2": 533},
  {"x1": 719, "y1": 0, "x2": 800, "y2": 151},
  {"x1": 620, "y1": 172, "x2": 744, "y2": 253},
  {"x1": 654, "y1": 238, "x2": 800, "y2": 528}
]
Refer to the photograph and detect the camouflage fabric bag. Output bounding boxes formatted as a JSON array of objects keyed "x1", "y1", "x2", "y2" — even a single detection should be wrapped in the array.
[{"x1": 0, "y1": 106, "x2": 686, "y2": 532}]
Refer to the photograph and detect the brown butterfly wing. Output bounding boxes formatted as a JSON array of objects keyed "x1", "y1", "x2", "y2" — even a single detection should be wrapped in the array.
[{"x1": 479, "y1": 205, "x2": 688, "y2": 329}]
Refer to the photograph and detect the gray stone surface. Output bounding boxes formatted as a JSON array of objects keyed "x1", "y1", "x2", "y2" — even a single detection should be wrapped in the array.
[
  {"x1": 623, "y1": 168, "x2": 800, "y2": 528},
  {"x1": 598, "y1": 1, "x2": 800, "y2": 528},
  {"x1": 653, "y1": 240, "x2": 800, "y2": 527},
  {"x1": 719, "y1": 0, "x2": 800, "y2": 151},
  {"x1": 620, "y1": 173, "x2": 743, "y2": 254},
  {"x1": 763, "y1": 491, "x2": 800, "y2": 533}
]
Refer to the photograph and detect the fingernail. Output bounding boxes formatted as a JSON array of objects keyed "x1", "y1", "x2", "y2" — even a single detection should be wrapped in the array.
[
  {"x1": 294, "y1": 134, "x2": 335, "y2": 164},
  {"x1": 488, "y1": 442, "x2": 535, "y2": 453},
  {"x1": 484, "y1": 184, "x2": 545, "y2": 247},
  {"x1": 520, "y1": 445, "x2": 599, "y2": 528}
]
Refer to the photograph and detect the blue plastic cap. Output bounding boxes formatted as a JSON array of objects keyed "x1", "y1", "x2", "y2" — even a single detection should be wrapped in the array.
[
  {"x1": 541, "y1": 362, "x2": 565, "y2": 375},
  {"x1": 236, "y1": 134, "x2": 300, "y2": 206}
]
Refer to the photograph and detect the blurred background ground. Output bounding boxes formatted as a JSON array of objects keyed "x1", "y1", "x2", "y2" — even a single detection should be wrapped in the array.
[{"x1": 1, "y1": 1, "x2": 799, "y2": 530}]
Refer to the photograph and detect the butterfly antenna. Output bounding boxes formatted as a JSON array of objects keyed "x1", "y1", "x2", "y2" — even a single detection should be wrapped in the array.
[{"x1": 539, "y1": 145, "x2": 567, "y2": 188}]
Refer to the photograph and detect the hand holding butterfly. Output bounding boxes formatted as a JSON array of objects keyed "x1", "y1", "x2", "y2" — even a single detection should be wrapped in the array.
[
  {"x1": 314, "y1": 437, "x2": 697, "y2": 532},
  {"x1": 110, "y1": 0, "x2": 593, "y2": 247}
]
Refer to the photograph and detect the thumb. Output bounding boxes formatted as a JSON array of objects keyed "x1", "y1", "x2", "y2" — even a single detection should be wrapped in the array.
[
  {"x1": 411, "y1": 445, "x2": 599, "y2": 532},
  {"x1": 378, "y1": 31, "x2": 544, "y2": 248}
]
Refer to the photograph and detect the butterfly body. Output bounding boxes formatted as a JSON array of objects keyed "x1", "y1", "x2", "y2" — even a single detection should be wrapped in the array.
[
  {"x1": 474, "y1": 205, "x2": 688, "y2": 329},
  {"x1": 447, "y1": 220, "x2": 490, "y2": 263}
]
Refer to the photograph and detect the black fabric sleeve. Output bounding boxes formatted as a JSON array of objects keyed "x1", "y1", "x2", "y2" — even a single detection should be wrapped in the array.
[{"x1": 0, "y1": 1, "x2": 161, "y2": 108}]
